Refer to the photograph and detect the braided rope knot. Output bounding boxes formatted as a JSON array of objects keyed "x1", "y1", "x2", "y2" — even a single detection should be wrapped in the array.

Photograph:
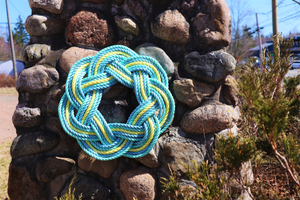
[{"x1": 58, "y1": 45, "x2": 175, "y2": 161}]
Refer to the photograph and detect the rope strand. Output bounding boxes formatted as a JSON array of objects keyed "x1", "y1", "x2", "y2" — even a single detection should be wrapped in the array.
[{"x1": 58, "y1": 45, "x2": 175, "y2": 161}]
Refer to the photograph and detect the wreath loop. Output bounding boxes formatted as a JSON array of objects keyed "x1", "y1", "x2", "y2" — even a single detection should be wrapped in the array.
[{"x1": 58, "y1": 45, "x2": 175, "y2": 160}]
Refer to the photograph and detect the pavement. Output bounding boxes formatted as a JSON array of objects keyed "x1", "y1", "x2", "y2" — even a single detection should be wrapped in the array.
[
  {"x1": 0, "y1": 95, "x2": 17, "y2": 144},
  {"x1": 286, "y1": 68, "x2": 300, "y2": 78}
]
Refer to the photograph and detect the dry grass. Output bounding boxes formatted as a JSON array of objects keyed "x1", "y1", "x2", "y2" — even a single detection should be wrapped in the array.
[
  {"x1": 0, "y1": 75, "x2": 16, "y2": 88},
  {"x1": 0, "y1": 142, "x2": 11, "y2": 200},
  {"x1": 0, "y1": 85, "x2": 15, "y2": 200},
  {"x1": 0, "y1": 87, "x2": 17, "y2": 97}
]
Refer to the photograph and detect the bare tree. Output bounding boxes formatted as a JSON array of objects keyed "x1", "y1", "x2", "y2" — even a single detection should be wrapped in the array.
[
  {"x1": 0, "y1": 26, "x2": 11, "y2": 61},
  {"x1": 292, "y1": 0, "x2": 300, "y2": 5},
  {"x1": 227, "y1": 0, "x2": 255, "y2": 64}
]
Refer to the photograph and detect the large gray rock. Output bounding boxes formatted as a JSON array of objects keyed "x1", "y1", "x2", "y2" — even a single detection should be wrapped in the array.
[
  {"x1": 173, "y1": 78, "x2": 214, "y2": 107},
  {"x1": 115, "y1": 15, "x2": 140, "y2": 36},
  {"x1": 180, "y1": 103, "x2": 239, "y2": 134},
  {"x1": 10, "y1": 131, "x2": 60, "y2": 158},
  {"x1": 25, "y1": 15, "x2": 64, "y2": 36},
  {"x1": 163, "y1": 140, "x2": 204, "y2": 177},
  {"x1": 151, "y1": 10, "x2": 190, "y2": 44},
  {"x1": 78, "y1": 150, "x2": 118, "y2": 178},
  {"x1": 16, "y1": 65, "x2": 59, "y2": 93},
  {"x1": 135, "y1": 43, "x2": 175, "y2": 78},
  {"x1": 36, "y1": 156, "x2": 75, "y2": 183},
  {"x1": 22, "y1": 44, "x2": 50, "y2": 63},
  {"x1": 59, "y1": 47, "x2": 98, "y2": 74},
  {"x1": 120, "y1": 168, "x2": 156, "y2": 200},
  {"x1": 12, "y1": 106, "x2": 42, "y2": 128},
  {"x1": 60, "y1": 174, "x2": 111, "y2": 200},
  {"x1": 184, "y1": 51, "x2": 236, "y2": 83},
  {"x1": 29, "y1": 0, "x2": 64, "y2": 14}
]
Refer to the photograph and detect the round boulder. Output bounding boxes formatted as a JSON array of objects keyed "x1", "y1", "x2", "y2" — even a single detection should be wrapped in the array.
[
  {"x1": 183, "y1": 50, "x2": 236, "y2": 83},
  {"x1": 180, "y1": 103, "x2": 239, "y2": 134},
  {"x1": 10, "y1": 131, "x2": 60, "y2": 159},
  {"x1": 151, "y1": 10, "x2": 190, "y2": 44},
  {"x1": 25, "y1": 15, "x2": 64, "y2": 36},
  {"x1": 120, "y1": 168, "x2": 156, "y2": 200},
  {"x1": 59, "y1": 47, "x2": 98, "y2": 74},
  {"x1": 16, "y1": 65, "x2": 59, "y2": 93},
  {"x1": 135, "y1": 43, "x2": 174, "y2": 78},
  {"x1": 12, "y1": 106, "x2": 42, "y2": 128},
  {"x1": 22, "y1": 44, "x2": 50, "y2": 63}
]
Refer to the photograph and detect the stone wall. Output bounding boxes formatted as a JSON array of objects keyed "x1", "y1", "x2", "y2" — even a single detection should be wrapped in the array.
[{"x1": 8, "y1": 0, "x2": 244, "y2": 200}]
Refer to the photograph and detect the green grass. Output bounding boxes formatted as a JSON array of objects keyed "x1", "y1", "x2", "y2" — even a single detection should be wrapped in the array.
[{"x1": 0, "y1": 142, "x2": 11, "y2": 200}]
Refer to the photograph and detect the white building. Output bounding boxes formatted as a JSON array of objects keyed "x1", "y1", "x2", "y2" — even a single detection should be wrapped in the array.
[{"x1": 0, "y1": 60, "x2": 25, "y2": 76}]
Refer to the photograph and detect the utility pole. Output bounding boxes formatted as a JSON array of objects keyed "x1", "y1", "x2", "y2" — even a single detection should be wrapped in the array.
[
  {"x1": 272, "y1": 0, "x2": 278, "y2": 36},
  {"x1": 256, "y1": 13, "x2": 263, "y2": 73},
  {"x1": 5, "y1": 0, "x2": 17, "y2": 80}
]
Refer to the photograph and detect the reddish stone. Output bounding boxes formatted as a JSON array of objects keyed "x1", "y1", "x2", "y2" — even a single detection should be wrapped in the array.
[
  {"x1": 193, "y1": 0, "x2": 231, "y2": 48},
  {"x1": 8, "y1": 163, "x2": 47, "y2": 200},
  {"x1": 120, "y1": 168, "x2": 156, "y2": 200},
  {"x1": 67, "y1": 11, "x2": 114, "y2": 48}
]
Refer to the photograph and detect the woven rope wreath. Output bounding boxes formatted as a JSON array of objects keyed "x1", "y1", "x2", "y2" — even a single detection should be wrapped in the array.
[{"x1": 58, "y1": 45, "x2": 175, "y2": 161}]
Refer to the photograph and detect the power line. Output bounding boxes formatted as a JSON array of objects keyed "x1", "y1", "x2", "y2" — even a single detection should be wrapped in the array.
[
  {"x1": 256, "y1": 1, "x2": 294, "y2": 15},
  {"x1": 7, "y1": 0, "x2": 26, "y2": 19},
  {"x1": 259, "y1": 11, "x2": 300, "y2": 28}
]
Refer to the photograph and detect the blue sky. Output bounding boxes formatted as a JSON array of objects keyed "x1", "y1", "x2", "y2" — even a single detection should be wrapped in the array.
[
  {"x1": 225, "y1": 0, "x2": 300, "y2": 37},
  {"x1": 0, "y1": 0, "x2": 299, "y2": 37}
]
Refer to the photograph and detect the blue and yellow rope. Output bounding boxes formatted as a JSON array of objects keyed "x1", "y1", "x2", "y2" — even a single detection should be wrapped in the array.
[{"x1": 58, "y1": 45, "x2": 175, "y2": 161}]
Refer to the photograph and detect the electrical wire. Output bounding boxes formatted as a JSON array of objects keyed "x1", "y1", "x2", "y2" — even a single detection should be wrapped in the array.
[{"x1": 7, "y1": 0, "x2": 26, "y2": 19}]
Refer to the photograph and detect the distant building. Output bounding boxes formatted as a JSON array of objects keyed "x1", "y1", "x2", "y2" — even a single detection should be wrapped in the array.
[
  {"x1": 0, "y1": 60, "x2": 25, "y2": 77},
  {"x1": 249, "y1": 36, "x2": 300, "y2": 59}
]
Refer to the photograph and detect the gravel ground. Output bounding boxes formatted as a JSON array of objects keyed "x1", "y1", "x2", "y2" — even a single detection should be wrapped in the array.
[{"x1": 0, "y1": 95, "x2": 18, "y2": 144}]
